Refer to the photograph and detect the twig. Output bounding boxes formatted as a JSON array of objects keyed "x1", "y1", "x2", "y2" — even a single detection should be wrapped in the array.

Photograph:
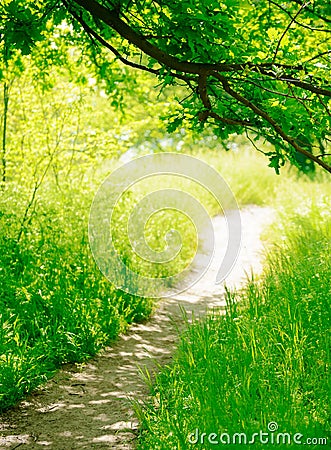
[
  {"x1": 304, "y1": 50, "x2": 331, "y2": 63},
  {"x1": 245, "y1": 129, "x2": 269, "y2": 156},
  {"x1": 272, "y1": 1, "x2": 311, "y2": 64},
  {"x1": 316, "y1": 153, "x2": 331, "y2": 159},
  {"x1": 268, "y1": 0, "x2": 330, "y2": 32},
  {"x1": 289, "y1": 0, "x2": 331, "y2": 24}
]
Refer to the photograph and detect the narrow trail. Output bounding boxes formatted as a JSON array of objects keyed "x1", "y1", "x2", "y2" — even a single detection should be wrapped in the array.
[{"x1": 0, "y1": 206, "x2": 274, "y2": 450}]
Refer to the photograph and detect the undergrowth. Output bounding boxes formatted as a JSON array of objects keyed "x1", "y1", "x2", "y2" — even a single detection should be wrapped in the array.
[
  {"x1": 136, "y1": 190, "x2": 331, "y2": 449},
  {"x1": 0, "y1": 147, "x2": 328, "y2": 416},
  {"x1": 0, "y1": 184, "x2": 153, "y2": 410}
]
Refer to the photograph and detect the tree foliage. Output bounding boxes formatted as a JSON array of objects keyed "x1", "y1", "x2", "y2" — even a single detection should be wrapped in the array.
[{"x1": 1, "y1": 0, "x2": 331, "y2": 173}]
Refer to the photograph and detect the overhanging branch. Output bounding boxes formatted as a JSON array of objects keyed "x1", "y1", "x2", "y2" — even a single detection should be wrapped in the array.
[
  {"x1": 211, "y1": 72, "x2": 331, "y2": 173},
  {"x1": 71, "y1": 0, "x2": 331, "y2": 99},
  {"x1": 68, "y1": 0, "x2": 331, "y2": 173}
]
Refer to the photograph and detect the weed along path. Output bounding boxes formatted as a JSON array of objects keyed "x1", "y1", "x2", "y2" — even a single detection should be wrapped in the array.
[{"x1": 0, "y1": 206, "x2": 274, "y2": 450}]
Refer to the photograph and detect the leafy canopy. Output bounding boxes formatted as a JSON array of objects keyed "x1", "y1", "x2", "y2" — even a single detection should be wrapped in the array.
[{"x1": 1, "y1": 0, "x2": 331, "y2": 173}]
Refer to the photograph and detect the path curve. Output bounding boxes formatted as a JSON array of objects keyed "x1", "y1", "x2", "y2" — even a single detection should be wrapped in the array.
[{"x1": 0, "y1": 206, "x2": 274, "y2": 449}]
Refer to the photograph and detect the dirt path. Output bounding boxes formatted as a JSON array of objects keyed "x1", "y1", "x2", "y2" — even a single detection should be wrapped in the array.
[{"x1": 0, "y1": 206, "x2": 274, "y2": 449}]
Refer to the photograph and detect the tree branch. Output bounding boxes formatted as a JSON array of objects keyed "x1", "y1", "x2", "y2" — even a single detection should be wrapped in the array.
[
  {"x1": 70, "y1": 0, "x2": 308, "y2": 75},
  {"x1": 268, "y1": 0, "x2": 330, "y2": 32},
  {"x1": 211, "y1": 72, "x2": 331, "y2": 173},
  {"x1": 68, "y1": 0, "x2": 331, "y2": 173},
  {"x1": 65, "y1": 1, "x2": 196, "y2": 85},
  {"x1": 316, "y1": 153, "x2": 331, "y2": 159},
  {"x1": 207, "y1": 111, "x2": 253, "y2": 127},
  {"x1": 198, "y1": 72, "x2": 211, "y2": 109},
  {"x1": 72, "y1": 0, "x2": 215, "y2": 74},
  {"x1": 64, "y1": 1, "x2": 160, "y2": 76},
  {"x1": 304, "y1": 50, "x2": 331, "y2": 63},
  {"x1": 258, "y1": 68, "x2": 331, "y2": 97},
  {"x1": 272, "y1": 1, "x2": 310, "y2": 64},
  {"x1": 288, "y1": 0, "x2": 331, "y2": 24}
]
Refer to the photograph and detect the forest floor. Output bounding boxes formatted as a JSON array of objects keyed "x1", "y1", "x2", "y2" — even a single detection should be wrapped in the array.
[{"x1": 0, "y1": 206, "x2": 274, "y2": 449}]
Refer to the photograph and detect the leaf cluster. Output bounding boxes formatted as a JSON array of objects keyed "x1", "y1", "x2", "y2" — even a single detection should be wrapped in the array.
[{"x1": 1, "y1": 0, "x2": 331, "y2": 172}]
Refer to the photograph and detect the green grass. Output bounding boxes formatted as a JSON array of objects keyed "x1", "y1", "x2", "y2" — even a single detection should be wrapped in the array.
[
  {"x1": 0, "y1": 148, "x2": 245, "y2": 410},
  {"x1": 0, "y1": 184, "x2": 154, "y2": 410},
  {"x1": 0, "y1": 147, "x2": 328, "y2": 415},
  {"x1": 136, "y1": 190, "x2": 331, "y2": 449}
]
